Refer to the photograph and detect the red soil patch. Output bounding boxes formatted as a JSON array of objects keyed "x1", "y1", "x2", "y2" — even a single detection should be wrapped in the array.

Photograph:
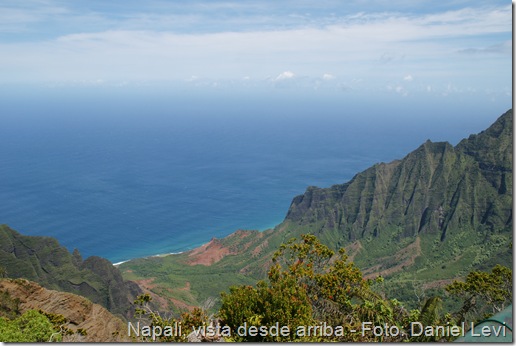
[
  {"x1": 134, "y1": 278, "x2": 170, "y2": 310},
  {"x1": 178, "y1": 281, "x2": 191, "y2": 291},
  {"x1": 229, "y1": 229, "x2": 254, "y2": 239},
  {"x1": 252, "y1": 239, "x2": 269, "y2": 257},
  {"x1": 187, "y1": 238, "x2": 234, "y2": 266},
  {"x1": 135, "y1": 277, "x2": 157, "y2": 290},
  {"x1": 227, "y1": 229, "x2": 264, "y2": 253}
]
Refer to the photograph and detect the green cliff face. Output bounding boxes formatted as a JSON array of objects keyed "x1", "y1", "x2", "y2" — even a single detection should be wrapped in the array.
[
  {"x1": 0, "y1": 225, "x2": 141, "y2": 319},
  {"x1": 285, "y1": 110, "x2": 512, "y2": 243},
  {"x1": 278, "y1": 110, "x2": 512, "y2": 305}
]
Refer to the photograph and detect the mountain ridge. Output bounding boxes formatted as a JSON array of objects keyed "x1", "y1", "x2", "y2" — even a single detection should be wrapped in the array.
[
  {"x1": 0, "y1": 224, "x2": 141, "y2": 320},
  {"x1": 286, "y1": 109, "x2": 512, "y2": 242},
  {"x1": 119, "y1": 109, "x2": 512, "y2": 311}
]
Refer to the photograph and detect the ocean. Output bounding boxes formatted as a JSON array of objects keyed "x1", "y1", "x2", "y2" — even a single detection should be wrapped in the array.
[{"x1": 0, "y1": 87, "x2": 505, "y2": 263}]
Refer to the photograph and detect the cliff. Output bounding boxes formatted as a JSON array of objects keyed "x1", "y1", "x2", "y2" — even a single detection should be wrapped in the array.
[
  {"x1": 0, "y1": 278, "x2": 130, "y2": 342},
  {"x1": 0, "y1": 225, "x2": 141, "y2": 319},
  {"x1": 285, "y1": 109, "x2": 512, "y2": 243}
]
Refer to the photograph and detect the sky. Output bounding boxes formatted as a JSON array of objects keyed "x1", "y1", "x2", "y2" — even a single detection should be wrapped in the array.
[{"x1": 0, "y1": 0, "x2": 512, "y2": 107}]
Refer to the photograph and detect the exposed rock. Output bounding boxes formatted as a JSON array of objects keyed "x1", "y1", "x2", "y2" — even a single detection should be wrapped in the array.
[
  {"x1": 0, "y1": 278, "x2": 131, "y2": 342},
  {"x1": 187, "y1": 238, "x2": 235, "y2": 266}
]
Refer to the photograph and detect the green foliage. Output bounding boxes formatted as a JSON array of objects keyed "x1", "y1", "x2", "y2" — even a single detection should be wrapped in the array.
[
  {"x1": 218, "y1": 234, "x2": 407, "y2": 342},
  {"x1": 405, "y1": 265, "x2": 513, "y2": 342},
  {"x1": 0, "y1": 309, "x2": 58, "y2": 342},
  {"x1": 216, "y1": 234, "x2": 513, "y2": 342},
  {"x1": 120, "y1": 239, "x2": 262, "y2": 314},
  {"x1": 133, "y1": 293, "x2": 210, "y2": 342},
  {"x1": 446, "y1": 264, "x2": 512, "y2": 322},
  {"x1": 407, "y1": 296, "x2": 455, "y2": 342}
]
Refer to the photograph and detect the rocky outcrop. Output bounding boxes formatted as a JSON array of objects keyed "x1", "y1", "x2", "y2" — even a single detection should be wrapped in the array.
[
  {"x1": 0, "y1": 278, "x2": 131, "y2": 342},
  {"x1": 187, "y1": 238, "x2": 235, "y2": 266}
]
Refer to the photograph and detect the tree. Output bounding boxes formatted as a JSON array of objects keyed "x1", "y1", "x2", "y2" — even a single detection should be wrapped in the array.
[
  {"x1": 446, "y1": 264, "x2": 512, "y2": 323},
  {"x1": 218, "y1": 234, "x2": 408, "y2": 342},
  {"x1": 133, "y1": 293, "x2": 211, "y2": 342}
]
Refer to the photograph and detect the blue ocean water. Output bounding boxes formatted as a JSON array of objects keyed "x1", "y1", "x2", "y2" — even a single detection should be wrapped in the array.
[{"x1": 0, "y1": 89, "x2": 505, "y2": 263}]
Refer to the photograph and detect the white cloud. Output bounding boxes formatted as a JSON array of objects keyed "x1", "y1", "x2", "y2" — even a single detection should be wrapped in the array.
[
  {"x1": 322, "y1": 73, "x2": 336, "y2": 80},
  {"x1": 275, "y1": 71, "x2": 295, "y2": 81},
  {"x1": 0, "y1": 2, "x2": 509, "y2": 98}
]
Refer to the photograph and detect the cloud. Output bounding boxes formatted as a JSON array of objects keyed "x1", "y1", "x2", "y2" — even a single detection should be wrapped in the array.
[
  {"x1": 0, "y1": 1, "x2": 510, "y2": 99},
  {"x1": 0, "y1": 2, "x2": 69, "y2": 33},
  {"x1": 275, "y1": 71, "x2": 295, "y2": 81},
  {"x1": 457, "y1": 40, "x2": 512, "y2": 55},
  {"x1": 322, "y1": 73, "x2": 336, "y2": 80}
]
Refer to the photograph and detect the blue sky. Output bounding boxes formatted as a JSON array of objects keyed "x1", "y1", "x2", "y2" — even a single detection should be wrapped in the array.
[{"x1": 0, "y1": 0, "x2": 511, "y2": 105}]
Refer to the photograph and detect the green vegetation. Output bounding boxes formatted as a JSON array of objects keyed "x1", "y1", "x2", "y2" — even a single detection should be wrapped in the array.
[
  {"x1": 217, "y1": 235, "x2": 512, "y2": 342},
  {"x1": 132, "y1": 293, "x2": 211, "y2": 342},
  {"x1": 218, "y1": 234, "x2": 404, "y2": 342},
  {"x1": 0, "y1": 290, "x2": 20, "y2": 320},
  {"x1": 121, "y1": 252, "x2": 259, "y2": 314},
  {"x1": 0, "y1": 310, "x2": 58, "y2": 342},
  {"x1": 446, "y1": 264, "x2": 512, "y2": 322},
  {"x1": 131, "y1": 235, "x2": 512, "y2": 342}
]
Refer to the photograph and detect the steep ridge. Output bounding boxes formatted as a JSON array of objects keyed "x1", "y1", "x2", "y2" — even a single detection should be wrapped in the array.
[
  {"x1": 280, "y1": 110, "x2": 512, "y2": 292},
  {"x1": 0, "y1": 278, "x2": 130, "y2": 342},
  {"x1": 120, "y1": 109, "x2": 512, "y2": 311},
  {"x1": 285, "y1": 109, "x2": 512, "y2": 243},
  {"x1": 0, "y1": 225, "x2": 142, "y2": 319}
]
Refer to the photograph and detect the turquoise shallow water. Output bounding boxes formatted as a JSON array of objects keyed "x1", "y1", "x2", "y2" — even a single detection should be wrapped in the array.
[{"x1": 0, "y1": 91, "x2": 503, "y2": 263}]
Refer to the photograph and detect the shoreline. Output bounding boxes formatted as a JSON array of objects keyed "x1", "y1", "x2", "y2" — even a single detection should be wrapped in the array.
[
  {"x1": 111, "y1": 224, "x2": 280, "y2": 267},
  {"x1": 112, "y1": 250, "x2": 186, "y2": 267}
]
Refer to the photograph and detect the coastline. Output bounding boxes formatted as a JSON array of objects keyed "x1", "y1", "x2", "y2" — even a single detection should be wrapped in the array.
[
  {"x1": 112, "y1": 250, "x2": 186, "y2": 267},
  {"x1": 111, "y1": 224, "x2": 279, "y2": 267}
]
